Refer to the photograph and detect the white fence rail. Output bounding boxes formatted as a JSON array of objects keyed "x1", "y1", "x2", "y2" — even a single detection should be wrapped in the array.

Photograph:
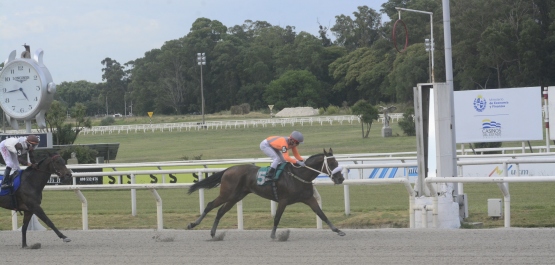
[{"x1": 9, "y1": 153, "x2": 555, "y2": 230}]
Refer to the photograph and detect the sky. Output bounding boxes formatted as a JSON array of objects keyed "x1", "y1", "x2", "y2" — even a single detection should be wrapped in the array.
[{"x1": 0, "y1": 0, "x2": 388, "y2": 84}]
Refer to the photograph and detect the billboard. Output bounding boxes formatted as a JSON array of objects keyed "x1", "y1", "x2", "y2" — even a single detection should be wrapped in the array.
[{"x1": 454, "y1": 87, "x2": 543, "y2": 143}]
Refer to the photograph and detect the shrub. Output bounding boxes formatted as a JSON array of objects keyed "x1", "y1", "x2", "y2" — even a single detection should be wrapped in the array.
[
  {"x1": 473, "y1": 142, "x2": 502, "y2": 154},
  {"x1": 398, "y1": 108, "x2": 416, "y2": 136},
  {"x1": 100, "y1": 116, "x2": 115, "y2": 126},
  {"x1": 326, "y1": 105, "x2": 340, "y2": 115},
  {"x1": 58, "y1": 145, "x2": 99, "y2": 164},
  {"x1": 230, "y1": 103, "x2": 250, "y2": 115}
]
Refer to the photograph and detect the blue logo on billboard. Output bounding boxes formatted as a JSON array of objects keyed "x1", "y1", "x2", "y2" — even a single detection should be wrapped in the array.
[
  {"x1": 482, "y1": 119, "x2": 501, "y2": 138},
  {"x1": 473, "y1": 95, "x2": 487, "y2": 112}
]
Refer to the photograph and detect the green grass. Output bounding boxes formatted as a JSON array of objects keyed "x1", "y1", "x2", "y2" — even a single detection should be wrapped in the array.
[
  {"x1": 2, "y1": 113, "x2": 551, "y2": 230},
  {"x1": 75, "y1": 120, "x2": 418, "y2": 163}
]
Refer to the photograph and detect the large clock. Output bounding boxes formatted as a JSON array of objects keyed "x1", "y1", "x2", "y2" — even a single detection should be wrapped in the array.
[{"x1": 0, "y1": 49, "x2": 56, "y2": 129}]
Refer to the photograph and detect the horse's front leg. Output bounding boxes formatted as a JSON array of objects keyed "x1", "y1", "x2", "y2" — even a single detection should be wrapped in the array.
[
  {"x1": 271, "y1": 201, "x2": 288, "y2": 239},
  {"x1": 21, "y1": 211, "x2": 33, "y2": 248},
  {"x1": 29, "y1": 205, "x2": 71, "y2": 243},
  {"x1": 303, "y1": 197, "x2": 345, "y2": 236}
]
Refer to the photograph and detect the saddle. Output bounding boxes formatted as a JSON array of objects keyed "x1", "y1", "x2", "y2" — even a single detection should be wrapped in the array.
[
  {"x1": 256, "y1": 163, "x2": 287, "y2": 186},
  {"x1": 0, "y1": 170, "x2": 22, "y2": 196}
]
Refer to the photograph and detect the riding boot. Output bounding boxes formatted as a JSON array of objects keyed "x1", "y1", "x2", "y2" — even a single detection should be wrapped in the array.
[
  {"x1": 265, "y1": 167, "x2": 276, "y2": 182},
  {"x1": 1, "y1": 167, "x2": 12, "y2": 189}
]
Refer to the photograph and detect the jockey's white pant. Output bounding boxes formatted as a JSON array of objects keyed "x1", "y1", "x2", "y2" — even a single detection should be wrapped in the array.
[
  {"x1": 0, "y1": 141, "x2": 19, "y2": 173},
  {"x1": 260, "y1": 139, "x2": 285, "y2": 169}
]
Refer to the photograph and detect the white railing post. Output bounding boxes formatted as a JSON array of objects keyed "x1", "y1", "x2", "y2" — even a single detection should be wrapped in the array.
[{"x1": 131, "y1": 173, "x2": 137, "y2": 216}]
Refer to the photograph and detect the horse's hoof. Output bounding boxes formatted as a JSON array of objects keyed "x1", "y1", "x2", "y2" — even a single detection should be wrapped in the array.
[
  {"x1": 63, "y1": 238, "x2": 72, "y2": 243},
  {"x1": 187, "y1": 223, "x2": 194, "y2": 230},
  {"x1": 337, "y1": 231, "x2": 346, "y2": 236}
]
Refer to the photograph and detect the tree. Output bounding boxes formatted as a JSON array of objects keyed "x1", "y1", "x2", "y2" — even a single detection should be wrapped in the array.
[
  {"x1": 46, "y1": 101, "x2": 92, "y2": 145},
  {"x1": 100, "y1": 57, "x2": 128, "y2": 115},
  {"x1": 264, "y1": 70, "x2": 325, "y2": 109},
  {"x1": 55, "y1": 80, "x2": 103, "y2": 116},
  {"x1": 351, "y1": 100, "x2": 379, "y2": 138},
  {"x1": 331, "y1": 5, "x2": 382, "y2": 50}
]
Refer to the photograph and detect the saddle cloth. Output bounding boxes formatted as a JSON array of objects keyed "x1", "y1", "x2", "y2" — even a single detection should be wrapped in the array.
[
  {"x1": 256, "y1": 163, "x2": 287, "y2": 186},
  {"x1": 0, "y1": 170, "x2": 23, "y2": 196}
]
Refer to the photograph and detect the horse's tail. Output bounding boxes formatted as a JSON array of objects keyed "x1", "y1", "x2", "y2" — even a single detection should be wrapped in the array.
[{"x1": 188, "y1": 169, "x2": 227, "y2": 194}]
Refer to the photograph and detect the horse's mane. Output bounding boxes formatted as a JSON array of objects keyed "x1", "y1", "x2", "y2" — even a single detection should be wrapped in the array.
[
  {"x1": 305, "y1": 152, "x2": 330, "y2": 162},
  {"x1": 306, "y1": 153, "x2": 324, "y2": 160},
  {"x1": 29, "y1": 152, "x2": 59, "y2": 170}
]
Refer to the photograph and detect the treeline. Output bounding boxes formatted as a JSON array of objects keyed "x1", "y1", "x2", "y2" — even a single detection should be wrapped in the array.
[{"x1": 53, "y1": 0, "x2": 555, "y2": 117}]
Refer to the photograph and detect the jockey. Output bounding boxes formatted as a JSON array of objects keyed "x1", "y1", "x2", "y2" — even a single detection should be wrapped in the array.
[
  {"x1": 260, "y1": 130, "x2": 305, "y2": 181},
  {"x1": 0, "y1": 135, "x2": 39, "y2": 189}
]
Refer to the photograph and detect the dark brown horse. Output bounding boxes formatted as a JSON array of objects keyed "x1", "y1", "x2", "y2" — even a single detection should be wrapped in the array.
[
  {"x1": 187, "y1": 148, "x2": 345, "y2": 239},
  {"x1": 0, "y1": 153, "x2": 73, "y2": 248}
]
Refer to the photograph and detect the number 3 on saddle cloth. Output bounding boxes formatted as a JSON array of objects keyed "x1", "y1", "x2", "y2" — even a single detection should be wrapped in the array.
[
  {"x1": 0, "y1": 171, "x2": 23, "y2": 195},
  {"x1": 256, "y1": 163, "x2": 287, "y2": 186}
]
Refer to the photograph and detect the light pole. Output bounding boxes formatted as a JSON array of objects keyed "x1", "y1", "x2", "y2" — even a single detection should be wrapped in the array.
[
  {"x1": 395, "y1": 7, "x2": 434, "y2": 82},
  {"x1": 124, "y1": 92, "x2": 131, "y2": 117},
  {"x1": 425, "y1": 38, "x2": 433, "y2": 82},
  {"x1": 197, "y1": 52, "x2": 206, "y2": 124}
]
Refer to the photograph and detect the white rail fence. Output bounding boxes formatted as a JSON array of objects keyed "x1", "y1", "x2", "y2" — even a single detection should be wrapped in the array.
[{"x1": 9, "y1": 154, "x2": 555, "y2": 230}]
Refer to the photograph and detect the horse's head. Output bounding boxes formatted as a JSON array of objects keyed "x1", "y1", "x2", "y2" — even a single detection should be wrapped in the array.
[
  {"x1": 305, "y1": 148, "x2": 344, "y2": 184},
  {"x1": 322, "y1": 148, "x2": 344, "y2": 184},
  {"x1": 45, "y1": 154, "x2": 73, "y2": 184}
]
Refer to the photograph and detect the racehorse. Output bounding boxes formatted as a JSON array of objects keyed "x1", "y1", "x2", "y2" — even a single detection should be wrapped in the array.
[
  {"x1": 0, "y1": 153, "x2": 73, "y2": 248},
  {"x1": 187, "y1": 148, "x2": 345, "y2": 239}
]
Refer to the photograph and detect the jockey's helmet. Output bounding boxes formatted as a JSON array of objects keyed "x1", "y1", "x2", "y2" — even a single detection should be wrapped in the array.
[{"x1": 289, "y1": 131, "x2": 304, "y2": 144}]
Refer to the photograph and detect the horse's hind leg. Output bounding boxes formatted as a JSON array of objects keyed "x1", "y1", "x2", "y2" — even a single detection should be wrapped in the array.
[
  {"x1": 303, "y1": 197, "x2": 345, "y2": 236},
  {"x1": 210, "y1": 196, "x2": 244, "y2": 238},
  {"x1": 187, "y1": 198, "x2": 226, "y2": 229}
]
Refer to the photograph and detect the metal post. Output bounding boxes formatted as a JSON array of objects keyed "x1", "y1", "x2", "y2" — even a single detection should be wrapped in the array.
[
  {"x1": 197, "y1": 53, "x2": 206, "y2": 125},
  {"x1": 395, "y1": 7, "x2": 434, "y2": 82}
]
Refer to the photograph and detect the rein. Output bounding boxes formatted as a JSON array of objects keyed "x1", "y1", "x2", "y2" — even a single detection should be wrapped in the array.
[
  {"x1": 289, "y1": 154, "x2": 342, "y2": 183},
  {"x1": 302, "y1": 155, "x2": 337, "y2": 176}
]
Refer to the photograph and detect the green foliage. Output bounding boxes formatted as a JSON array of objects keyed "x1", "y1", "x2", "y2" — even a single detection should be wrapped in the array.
[
  {"x1": 101, "y1": 116, "x2": 115, "y2": 126},
  {"x1": 181, "y1": 154, "x2": 203, "y2": 160},
  {"x1": 472, "y1": 142, "x2": 503, "y2": 154},
  {"x1": 325, "y1": 105, "x2": 340, "y2": 115},
  {"x1": 351, "y1": 100, "x2": 378, "y2": 138},
  {"x1": 53, "y1": 4, "x2": 555, "y2": 118},
  {"x1": 264, "y1": 70, "x2": 326, "y2": 109},
  {"x1": 55, "y1": 80, "x2": 102, "y2": 116},
  {"x1": 398, "y1": 108, "x2": 416, "y2": 136},
  {"x1": 230, "y1": 103, "x2": 251, "y2": 115},
  {"x1": 46, "y1": 101, "x2": 92, "y2": 145},
  {"x1": 58, "y1": 145, "x2": 99, "y2": 164}
]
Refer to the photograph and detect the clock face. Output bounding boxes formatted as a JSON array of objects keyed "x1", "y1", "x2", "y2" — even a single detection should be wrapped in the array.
[{"x1": 0, "y1": 60, "x2": 44, "y2": 119}]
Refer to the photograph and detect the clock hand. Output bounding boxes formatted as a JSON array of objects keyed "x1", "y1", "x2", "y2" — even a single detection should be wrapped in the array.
[
  {"x1": 20, "y1": 88, "x2": 29, "y2": 100},
  {"x1": 6, "y1": 89, "x2": 19, "y2": 93}
]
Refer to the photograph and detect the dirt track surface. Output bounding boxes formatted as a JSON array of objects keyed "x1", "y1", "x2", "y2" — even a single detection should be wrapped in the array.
[{"x1": 1, "y1": 228, "x2": 555, "y2": 264}]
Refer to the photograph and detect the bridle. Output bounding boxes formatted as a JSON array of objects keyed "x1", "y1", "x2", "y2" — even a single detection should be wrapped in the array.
[{"x1": 291, "y1": 154, "x2": 343, "y2": 182}]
